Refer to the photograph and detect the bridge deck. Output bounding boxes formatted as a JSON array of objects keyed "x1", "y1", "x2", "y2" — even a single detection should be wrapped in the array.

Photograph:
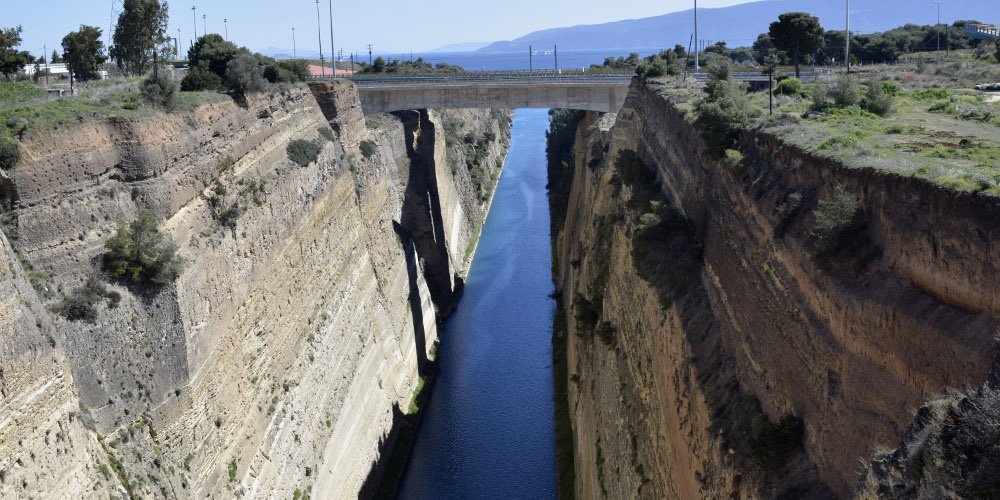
[{"x1": 347, "y1": 75, "x2": 633, "y2": 115}]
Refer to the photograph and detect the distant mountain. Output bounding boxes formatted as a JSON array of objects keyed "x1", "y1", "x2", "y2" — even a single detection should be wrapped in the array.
[
  {"x1": 427, "y1": 42, "x2": 493, "y2": 53},
  {"x1": 478, "y1": 0, "x2": 996, "y2": 53}
]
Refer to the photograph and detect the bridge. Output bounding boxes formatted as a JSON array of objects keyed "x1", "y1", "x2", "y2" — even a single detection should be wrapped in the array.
[
  {"x1": 346, "y1": 74, "x2": 633, "y2": 115},
  {"x1": 965, "y1": 23, "x2": 1000, "y2": 41}
]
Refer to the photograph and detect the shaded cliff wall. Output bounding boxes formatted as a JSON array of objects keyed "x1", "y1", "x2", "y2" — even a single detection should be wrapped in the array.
[
  {"x1": 551, "y1": 81, "x2": 999, "y2": 498},
  {"x1": 0, "y1": 81, "x2": 509, "y2": 498}
]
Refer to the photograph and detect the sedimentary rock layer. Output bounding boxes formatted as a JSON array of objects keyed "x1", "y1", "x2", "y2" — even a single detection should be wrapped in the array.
[
  {"x1": 0, "y1": 81, "x2": 509, "y2": 498},
  {"x1": 551, "y1": 81, "x2": 999, "y2": 498}
]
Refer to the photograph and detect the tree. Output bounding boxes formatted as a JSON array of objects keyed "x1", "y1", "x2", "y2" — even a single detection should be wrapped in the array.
[
  {"x1": 180, "y1": 64, "x2": 223, "y2": 91},
  {"x1": 103, "y1": 211, "x2": 182, "y2": 287},
  {"x1": 0, "y1": 25, "x2": 29, "y2": 81},
  {"x1": 51, "y1": 49, "x2": 63, "y2": 63},
  {"x1": 769, "y1": 12, "x2": 825, "y2": 77},
  {"x1": 110, "y1": 0, "x2": 170, "y2": 76},
  {"x1": 224, "y1": 54, "x2": 266, "y2": 94},
  {"x1": 694, "y1": 64, "x2": 758, "y2": 154},
  {"x1": 187, "y1": 34, "x2": 243, "y2": 78},
  {"x1": 62, "y1": 25, "x2": 108, "y2": 82},
  {"x1": 371, "y1": 56, "x2": 386, "y2": 73}
]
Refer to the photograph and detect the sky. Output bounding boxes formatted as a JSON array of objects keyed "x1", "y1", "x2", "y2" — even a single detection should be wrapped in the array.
[{"x1": 4, "y1": 0, "x2": 751, "y2": 57}]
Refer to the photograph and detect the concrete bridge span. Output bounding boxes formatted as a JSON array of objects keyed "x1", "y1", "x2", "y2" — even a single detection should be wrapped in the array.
[{"x1": 347, "y1": 75, "x2": 633, "y2": 115}]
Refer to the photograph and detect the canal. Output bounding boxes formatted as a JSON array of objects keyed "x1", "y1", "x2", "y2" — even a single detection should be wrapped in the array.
[{"x1": 396, "y1": 108, "x2": 558, "y2": 499}]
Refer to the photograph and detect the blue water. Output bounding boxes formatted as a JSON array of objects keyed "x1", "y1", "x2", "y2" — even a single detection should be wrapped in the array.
[{"x1": 396, "y1": 109, "x2": 557, "y2": 499}]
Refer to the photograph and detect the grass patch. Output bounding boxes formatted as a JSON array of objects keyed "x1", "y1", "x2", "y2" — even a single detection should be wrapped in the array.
[{"x1": 406, "y1": 376, "x2": 427, "y2": 415}]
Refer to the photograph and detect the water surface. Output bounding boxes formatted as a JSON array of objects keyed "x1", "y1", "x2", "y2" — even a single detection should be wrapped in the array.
[{"x1": 397, "y1": 109, "x2": 557, "y2": 499}]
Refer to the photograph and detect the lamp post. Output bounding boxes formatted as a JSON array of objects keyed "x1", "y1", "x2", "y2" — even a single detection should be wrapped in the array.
[
  {"x1": 935, "y1": 0, "x2": 944, "y2": 65},
  {"x1": 192, "y1": 5, "x2": 197, "y2": 39},
  {"x1": 292, "y1": 27, "x2": 297, "y2": 59},
  {"x1": 694, "y1": 0, "x2": 699, "y2": 70},
  {"x1": 316, "y1": 0, "x2": 325, "y2": 77},
  {"x1": 224, "y1": 18, "x2": 228, "y2": 41},
  {"x1": 202, "y1": 14, "x2": 207, "y2": 37},
  {"x1": 845, "y1": 0, "x2": 851, "y2": 73},
  {"x1": 328, "y1": 0, "x2": 335, "y2": 76}
]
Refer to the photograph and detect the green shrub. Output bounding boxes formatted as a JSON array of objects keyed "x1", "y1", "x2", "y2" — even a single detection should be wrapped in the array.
[
  {"x1": 862, "y1": 81, "x2": 895, "y2": 116},
  {"x1": 225, "y1": 54, "x2": 267, "y2": 95},
  {"x1": 831, "y1": 76, "x2": 863, "y2": 108},
  {"x1": 140, "y1": 73, "x2": 177, "y2": 111},
  {"x1": 56, "y1": 276, "x2": 120, "y2": 323},
  {"x1": 929, "y1": 99, "x2": 957, "y2": 114},
  {"x1": 263, "y1": 64, "x2": 296, "y2": 84},
  {"x1": 773, "y1": 77, "x2": 807, "y2": 97},
  {"x1": 694, "y1": 78, "x2": 757, "y2": 155},
  {"x1": 103, "y1": 212, "x2": 183, "y2": 287},
  {"x1": 631, "y1": 200, "x2": 702, "y2": 307},
  {"x1": 121, "y1": 102, "x2": 139, "y2": 111},
  {"x1": 359, "y1": 139, "x2": 377, "y2": 159},
  {"x1": 317, "y1": 127, "x2": 335, "y2": 142},
  {"x1": 808, "y1": 185, "x2": 866, "y2": 259},
  {"x1": 180, "y1": 64, "x2": 223, "y2": 91},
  {"x1": 723, "y1": 149, "x2": 745, "y2": 174},
  {"x1": 286, "y1": 139, "x2": 321, "y2": 167},
  {"x1": 0, "y1": 138, "x2": 20, "y2": 169},
  {"x1": 278, "y1": 59, "x2": 310, "y2": 81},
  {"x1": 881, "y1": 80, "x2": 903, "y2": 96},
  {"x1": 914, "y1": 88, "x2": 950, "y2": 100}
]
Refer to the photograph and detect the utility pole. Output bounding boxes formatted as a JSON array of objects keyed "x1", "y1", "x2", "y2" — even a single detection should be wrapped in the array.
[
  {"x1": 202, "y1": 14, "x2": 207, "y2": 37},
  {"x1": 224, "y1": 18, "x2": 228, "y2": 41},
  {"x1": 694, "y1": 0, "x2": 699, "y2": 70},
  {"x1": 367, "y1": 44, "x2": 373, "y2": 65},
  {"x1": 935, "y1": 0, "x2": 944, "y2": 65},
  {"x1": 529, "y1": 45, "x2": 533, "y2": 73},
  {"x1": 292, "y1": 28, "x2": 297, "y2": 58},
  {"x1": 554, "y1": 44, "x2": 559, "y2": 73},
  {"x1": 315, "y1": 0, "x2": 325, "y2": 77},
  {"x1": 192, "y1": 5, "x2": 197, "y2": 39},
  {"x1": 176, "y1": 28, "x2": 181, "y2": 57},
  {"x1": 845, "y1": 0, "x2": 851, "y2": 73},
  {"x1": 328, "y1": 0, "x2": 335, "y2": 76},
  {"x1": 43, "y1": 44, "x2": 49, "y2": 85}
]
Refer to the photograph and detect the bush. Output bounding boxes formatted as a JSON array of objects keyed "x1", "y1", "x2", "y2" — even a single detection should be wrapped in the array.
[
  {"x1": 317, "y1": 127, "x2": 335, "y2": 142},
  {"x1": 773, "y1": 77, "x2": 807, "y2": 97},
  {"x1": 359, "y1": 139, "x2": 377, "y2": 159},
  {"x1": 694, "y1": 77, "x2": 757, "y2": 154},
  {"x1": 56, "y1": 276, "x2": 120, "y2": 323},
  {"x1": 181, "y1": 64, "x2": 223, "y2": 91},
  {"x1": 140, "y1": 73, "x2": 177, "y2": 111},
  {"x1": 862, "y1": 81, "x2": 895, "y2": 116},
  {"x1": 103, "y1": 212, "x2": 183, "y2": 287},
  {"x1": 0, "y1": 138, "x2": 20, "y2": 169},
  {"x1": 881, "y1": 80, "x2": 903, "y2": 96},
  {"x1": 808, "y1": 185, "x2": 865, "y2": 259},
  {"x1": 225, "y1": 54, "x2": 267, "y2": 95},
  {"x1": 831, "y1": 76, "x2": 863, "y2": 108},
  {"x1": 263, "y1": 64, "x2": 296, "y2": 84},
  {"x1": 286, "y1": 139, "x2": 321, "y2": 167},
  {"x1": 278, "y1": 59, "x2": 311, "y2": 81}
]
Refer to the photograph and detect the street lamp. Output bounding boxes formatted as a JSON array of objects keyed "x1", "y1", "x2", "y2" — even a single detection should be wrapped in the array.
[
  {"x1": 328, "y1": 0, "x2": 335, "y2": 76},
  {"x1": 934, "y1": 0, "x2": 944, "y2": 65},
  {"x1": 192, "y1": 6, "x2": 197, "y2": 39},
  {"x1": 694, "y1": 0, "x2": 699, "y2": 70},
  {"x1": 203, "y1": 14, "x2": 207, "y2": 37},
  {"x1": 292, "y1": 27, "x2": 297, "y2": 59},
  {"x1": 315, "y1": 0, "x2": 325, "y2": 77},
  {"x1": 224, "y1": 18, "x2": 228, "y2": 41},
  {"x1": 845, "y1": 0, "x2": 851, "y2": 73}
]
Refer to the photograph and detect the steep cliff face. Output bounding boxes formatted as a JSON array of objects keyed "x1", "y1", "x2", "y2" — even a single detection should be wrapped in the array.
[
  {"x1": 0, "y1": 81, "x2": 509, "y2": 498},
  {"x1": 551, "y1": 81, "x2": 999, "y2": 498}
]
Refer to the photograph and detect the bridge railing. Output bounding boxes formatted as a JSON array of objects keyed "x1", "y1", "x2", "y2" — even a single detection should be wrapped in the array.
[{"x1": 337, "y1": 72, "x2": 635, "y2": 84}]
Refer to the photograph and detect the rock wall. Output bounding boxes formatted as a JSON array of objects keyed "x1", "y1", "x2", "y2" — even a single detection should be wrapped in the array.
[
  {"x1": 0, "y1": 81, "x2": 509, "y2": 498},
  {"x1": 550, "y1": 81, "x2": 999, "y2": 498}
]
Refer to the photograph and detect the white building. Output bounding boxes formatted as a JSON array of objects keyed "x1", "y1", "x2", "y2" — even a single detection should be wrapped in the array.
[{"x1": 22, "y1": 63, "x2": 108, "y2": 80}]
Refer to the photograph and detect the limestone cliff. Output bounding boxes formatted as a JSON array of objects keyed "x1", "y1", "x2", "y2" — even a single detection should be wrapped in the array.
[
  {"x1": 549, "y1": 81, "x2": 999, "y2": 498},
  {"x1": 0, "y1": 81, "x2": 509, "y2": 498}
]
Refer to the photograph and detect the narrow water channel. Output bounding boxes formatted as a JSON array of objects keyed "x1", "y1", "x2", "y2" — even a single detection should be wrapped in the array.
[{"x1": 396, "y1": 109, "x2": 558, "y2": 499}]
